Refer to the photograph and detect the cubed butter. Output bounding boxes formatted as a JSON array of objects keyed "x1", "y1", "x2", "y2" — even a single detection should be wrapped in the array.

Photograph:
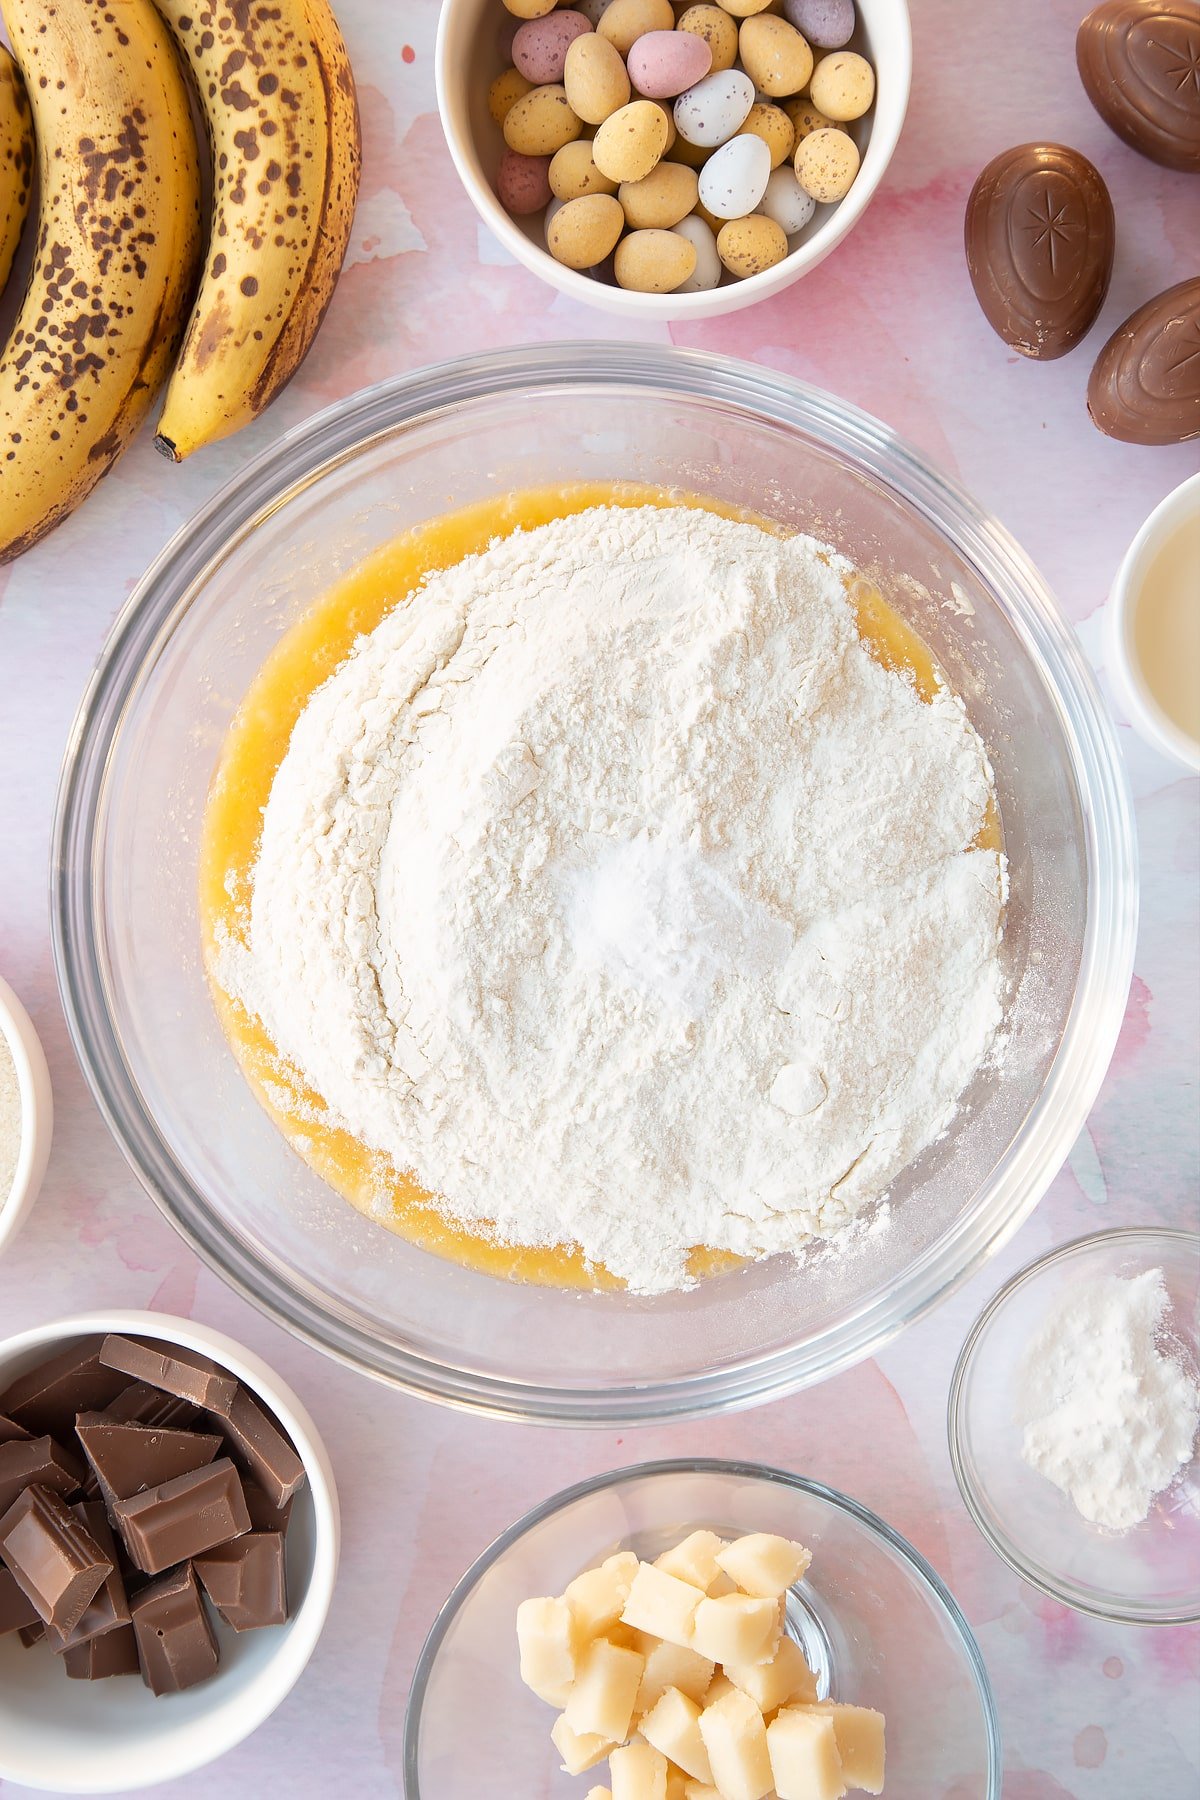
[
  {"x1": 799, "y1": 1702, "x2": 886, "y2": 1794},
  {"x1": 635, "y1": 1637, "x2": 716, "y2": 1713},
  {"x1": 725, "y1": 1635, "x2": 818, "y2": 1713},
  {"x1": 702, "y1": 1670, "x2": 736, "y2": 1707},
  {"x1": 715, "y1": 1533, "x2": 812, "y2": 1599},
  {"x1": 640, "y1": 1686, "x2": 714, "y2": 1784},
  {"x1": 683, "y1": 1787, "x2": 722, "y2": 1800},
  {"x1": 665, "y1": 1770, "x2": 691, "y2": 1800},
  {"x1": 564, "y1": 1637, "x2": 645, "y2": 1743},
  {"x1": 697, "y1": 1687, "x2": 774, "y2": 1800},
  {"x1": 767, "y1": 1706, "x2": 846, "y2": 1800},
  {"x1": 551, "y1": 1712, "x2": 616, "y2": 1776},
  {"x1": 654, "y1": 1529, "x2": 727, "y2": 1593},
  {"x1": 621, "y1": 1561, "x2": 705, "y2": 1649},
  {"x1": 567, "y1": 1552, "x2": 642, "y2": 1640},
  {"x1": 517, "y1": 1595, "x2": 578, "y2": 1705},
  {"x1": 610, "y1": 1739, "x2": 669, "y2": 1800},
  {"x1": 691, "y1": 1592, "x2": 782, "y2": 1666}
]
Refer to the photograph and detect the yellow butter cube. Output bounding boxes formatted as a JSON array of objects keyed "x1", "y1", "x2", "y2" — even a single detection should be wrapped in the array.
[
  {"x1": 798, "y1": 1702, "x2": 886, "y2": 1793},
  {"x1": 682, "y1": 1786, "x2": 721, "y2": 1800},
  {"x1": 621, "y1": 1562, "x2": 705, "y2": 1649},
  {"x1": 767, "y1": 1707, "x2": 846, "y2": 1800},
  {"x1": 564, "y1": 1637, "x2": 645, "y2": 1743},
  {"x1": 691, "y1": 1592, "x2": 782, "y2": 1666},
  {"x1": 517, "y1": 1595, "x2": 578, "y2": 1705},
  {"x1": 665, "y1": 1769, "x2": 691, "y2": 1800},
  {"x1": 697, "y1": 1687, "x2": 774, "y2": 1800},
  {"x1": 610, "y1": 1740, "x2": 670, "y2": 1800},
  {"x1": 551, "y1": 1712, "x2": 616, "y2": 1775},
  {"x1": 640, "y1": 1686, "x2": 714, "y2": 1784},
  {"x1": 566, "y1": 1552, "x2": 642, "y2": 1640},
  {"x1": 726, "y1": 1635, "x2": 818, "y2": 1713},
  {"x1": 635, "y1": 1637, "x2": 716, "y2": 1712},
  {"x1": 654, "y1": 1530, "x2": 728, "y2": 1593},
  {"x1": 715, "y1": 1533, "x2": 812, "y2": 1599},
  {"x1": 702, "y1": 1670, "x2": 736, "y2": 1707}
]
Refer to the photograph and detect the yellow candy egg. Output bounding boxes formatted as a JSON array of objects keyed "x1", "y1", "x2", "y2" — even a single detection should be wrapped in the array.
[
  {"x1": 596, "y1": 0, "x2": 675, "y2": 57},
  {"x1": 794, "y1": 124, "x2": 860, "y2": 199},
  {"x1": 489, "y1": 67, "x2": 534, "y2": 125},
  {"x1": 716, "y1": 212, "x2": 789, "y2": 276},
  {"x1": 547, "y1": 193, "x2": 627, "y2": 268},
  {"x1": 614, "y1": 226, "x2": 698, "y2": 290},
  {"x1": 785, "y1": 97, "x2": 840, "y2": 139},
  {"x1": 619, "y1": 159, "x2": 699, "y2": 227},
  {"x1": 502, "y1": 0, "x2": 556, "y2": 17},
  {"x1": 549, "y1": 138, "x2": 620, "y2": 199},
  {"x1": 503, "y1": 84, "x2": 585, "y2": 155},
  {"x1": 736, "y1": 101, "x2": 795, "y2": 167},
  {"x1": 676, "y1": 4, "x2": 739, "y2": 72},
  {"x1": 563, "y1": 33, "x2": 631, "y2": 124},
  {"x1": 593, "y1": 98, "x2": 670, "y2": 182},
  {"x1": 738, "y1": 15, "x2": 814, "y2": 96},
  {"x1": 711, "y1": 0, "x2": 774, "y2": 20},
  {"x1": 809, "y1": 49, "x2": 875, "y2": 120}
]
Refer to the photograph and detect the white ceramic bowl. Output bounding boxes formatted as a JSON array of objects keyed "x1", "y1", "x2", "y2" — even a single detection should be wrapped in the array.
[
  {"x1": 435, "y1": 0, "x2": 911, "y2": 319},
  {"x1": 1105, "y1": 469, "x2": 1200, "y2": 773},
  {"x1": 0, "y1": 973, "x2": 53, "y2": 1260},
  {"x1": 0, "y1": 1311, "x2": 340, "y2": 1794}
]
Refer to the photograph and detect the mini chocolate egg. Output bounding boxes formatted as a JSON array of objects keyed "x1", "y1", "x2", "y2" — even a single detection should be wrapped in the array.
[
  {"x1": 676, "y1": 4, "x2": 740, "y2": 74},
  {"x1": 489, "y1": 67, "x2": 534, "y2": 125},
  {"x1": 513, "y1": 10, "x2": 593, "y2": 84},
  {"x1": 794, "y1": 124, "x2": 860, "y2": 199},
  {"x1": 496, "y1": 146, "x2": 554, "y2": 214},
  {"x1": 783, "y1": 0, "x2": 855, "y2": 50},
  {"x1": 549, "y1": 137, "x2": 620, "y2": 199},
  {"x1": 627, "y1": 28, "x2": 713, "y2": 99},
  {"x1": 672, "y1": 213, "x2": 723, "y2": 290},
  {"x1": 698, "y1": 131, "x2": 772, "y2": 217},
  {"x1": 502, "y1": 0, "x2": 556, "y2": 18},
  {"x1": 759, "y1": 164, "x2": 816, "y2": 231},
  {"x1": 738, "y1": 15, "x2": 815, "y2": 97},
  {"x1": 714, "y1": 0, "x2": 774, "y2": 17},
  {"x1": 717, "y1": 212, "x2": 789, "y2": 276},
  {"x1": 547, "y1": 192, "x2": 627, "y2": 267},
  {"x1": 614, "y1": 226, "x2": 698, "y2": 289},
  {"x1": 564, "y1": 31, "x2": 631, "y2": 123},
  {"x1": 673, "y1": 68, "x2": 756, "y2": 146},
  {"x1": 503, "y1": 84, "x2": 585, "y2": 155},
  {"x1": 543, "y1": 194, "x2": 567, "y2": 244},
  {"x1": 596, "y1": 0, "x2": 674, "y2": 57},
  {"x1": 619, "y1": 158, "x2": 699, "y2": 226},
  {"x1": 785, "y1": 97, "x2": 840, "y2": 139},
  {"x1": 736, "y1": 101, "x2": 795, "y2": 168},
  {"x1": 593, "y1": 98, "x2": 671, "y2": 180},
  {"x1": 809, "y1": 49, "x2": 875, "y2": 120}
]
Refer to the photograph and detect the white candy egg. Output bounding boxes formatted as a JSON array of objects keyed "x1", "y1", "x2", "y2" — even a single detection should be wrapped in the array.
[
  {"x1": 697, "y1": 132, "x2": 771, "y2": 219},
  {"x1": 759, "y1": 166, "x2": 816, "y2": 234},
  {"x1": 673, "y1": 68, "x2": 755, "y2": 148},
  {"x1": 671, "y1": 214, "x2": 723, "y2": 291}
]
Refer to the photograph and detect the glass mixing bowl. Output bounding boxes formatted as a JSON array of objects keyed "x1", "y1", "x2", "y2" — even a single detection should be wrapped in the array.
[
  {"x1": 52, "y1": 344, "x2": 1136, "y2": 1423},
  {"x1": 404, "y1": 1458, "x2": 1002, "y2": 1798}
]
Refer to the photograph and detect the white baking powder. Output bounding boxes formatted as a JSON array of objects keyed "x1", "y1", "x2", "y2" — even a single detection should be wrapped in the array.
[
  {"x1": 0, "y1": 1034, "x2": 20, "y2": 1208},
  {"x1": 219, "y1": 505, "x2": 1006, "y2": 1292},
  {"x1": 1020, "y1": 1267, "x2": 1200, "y2": 1530}
]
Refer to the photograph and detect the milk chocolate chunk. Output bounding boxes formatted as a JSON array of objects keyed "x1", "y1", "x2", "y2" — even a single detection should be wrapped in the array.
[
  {"x1": 1077, "y1": 0, "x2": 1200, "y2": 173},
  {"x1": 1088, "y1": 276, "x2": 1200, "y2": 442},
  {"x1": 130, "y1": 1563, "x2": 220, "y2": 1695},
  {"x1": 63, "y1": 1623, "x2": 141, "y2": 1680},
  {"x1": 242, "y1": 1480, "x2": 294, "y2": 1535},
  {"x1": 195, "y1": 1531, "x2": 287, "y2": 1630},
  {"x1": 0, "y1": 1345, "x2": 129, "y2": 1442},
  {"x1": 99, "y1": 1336, "x2": 238, "y2": 1414},
  {"x1": 44, "y1": 1504, "x2": 132, "y2": 1652},
  {"x1": 101, "y1": 1381, "x2": 199, "y2": 1432},
  {"x1": 965, "y1": 143, "x2": 1115, "y2": 359},
  {"x1": 18, "y1": 1620, "x2": 45, "y2": 1646},
  {"x1": 0, "y1": 1485, "x2": 113, "y2": 1636},
  {"x1": 113, "y1": 1457, "x2": 251, "y2": 1575},
  {"x1": 0, "y1": 1434, "x2": 83, "y2": 1514},
  {"x1": 0, "y1": 1413, "x2": 31, "y2": 1446},
  {"x1": 214, "y1": 1386, "x2": 306, "y2": 1510},
  {"x1": 0, "y1": 1565, "x2": 41, "y2": 1634},
  {"x1": 75, "y1": 1414, "x2": 223, "y2": 1509}
]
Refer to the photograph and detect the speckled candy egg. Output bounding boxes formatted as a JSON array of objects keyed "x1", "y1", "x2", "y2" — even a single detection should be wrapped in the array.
[
  {"x1": 738, "y1": 15, "x2": 814, "y2": 97},
  {"x1": 563, "y1": 31, "x2": 630, "y2": 123},
  {"x1": 489, "y1": 66, "x2": 534, "y2": 125},
  {"x1": 672, "y1": 213, "x2": 723, "y2": 290},
  {"x1": 627, "y1": 29, "x2": 712, "y2": 99},
  {"x1": 809, "y1": 49, "x2": 875, "y2": 121},
  {"x1": 512, "y1": 10, "x2": 593, "y2": 84},
  {"x1": 618, "y1": 158, "x2": 699, "y2": 227},
  {"x1": 549, "y1": 137, "x2": 619, "y2": 199},
  {"x1": 496, "y1": 146, "x2": 554, "y2": 214},
  {"x1": 676, "y1": 4, "x2": 739, "y2": 74},
  {"x1": 673, "y1": 68, "x2": 756, "y2": 147},
  {"x1": 698, "y1": 131, "x2": 772, "y2": 218},
  {"x1": 736, "y1": 101, "x2": 795, "y2": 168},
  {"x1": 592, "y1": 98, "x2": 670, "y2": 181},
  {"x1": 596, "y1": 0, "x2": 674, "y2": 57},
  {"x1": 759, "y1": 164, "x2": 816, "y2": 232},
  {"x1": 717, "y1": 212, "x2": 789, "y2": 277},
  {"x1": 502, "y1": 0, "x2": 556, "y2": 19},
  {"x1": 794, "y1": 124, "x2": 861, "y2": 199},
  {"x1": 614, "y1": 226, "x2": 697, "y2": 290},
  {"x1": 783, "y1": 0, "x2": 855, "y2": 50},
  {"x1": 503, "y1": 84, "x2": 584, "y2": 155},
  {"x1": 547, "y1": 192, "x2": 626, "y2": 268}
]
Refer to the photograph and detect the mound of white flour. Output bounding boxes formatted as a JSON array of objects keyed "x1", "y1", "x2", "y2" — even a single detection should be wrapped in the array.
[{"x1": 219, "y1": 505, "x2": 1005, "y2": 1293}]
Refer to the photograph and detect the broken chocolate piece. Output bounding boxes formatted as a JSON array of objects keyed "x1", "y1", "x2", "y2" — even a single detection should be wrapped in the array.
[
  {"x1": 0, "y1": 1345, "x2": 129, "y2": 1440},
  {"x1": 0, "y1": 1434, "x2": 83, "y2": 1515},
  {"x1": 214, "y1": 1386, "x2": 306, "y2": 1510},
  {"x1": 63, "y1": 1623, "x2": 141, "y2": 1680},
  {"x1": 44, "y1": 1504, "x2": 131, "y2": 1652},
  {"x1": 75, "y1": 1415, "x2": 223, "y2": 1510},
  {"x1": 0, "y1": 1484, "x2": 113, "y2": 1636},
  {"x1": 0, "y1": 1564, "x2": 41, "y2": 1634},
  {"x1": 99, "y1": 1336, "x2": 237, "y2": 1414},
  {"x1": 195, "y1": 1531, "x2": 287, "y2": 1631},
  {"x1": 114, "y1": 1457, "x2": 251, "y2": 1575},
  {"x1": 18, "y1": 1619, "x2": 45, "y2": 1646},
  {"x1": 131, "y1": 1564, "x2": 220, "y2": 1695},
  {"x1": 101, "y1": 1381, "x2": 199, "y2": 1432},
  {"x1": 242, "y1": 1480, "x2": 294, "y2": 1535},
  {"x1": 0, "y1": 1413, "x2": 31, "y2": 1446}
]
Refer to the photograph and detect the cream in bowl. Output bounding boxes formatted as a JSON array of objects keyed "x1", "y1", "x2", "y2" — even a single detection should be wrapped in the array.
[
  {"x1": 0, "y1": 974, "x2": 53, "y2": 1261},
  {"x1": 1106, "y1": 470, "x2": 1200, "y2": 773}
]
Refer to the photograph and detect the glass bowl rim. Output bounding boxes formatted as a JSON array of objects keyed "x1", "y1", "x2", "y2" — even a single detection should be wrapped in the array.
[
  {"x1": 402, "y1": 1454, "x2": 1003, "y2": 1797},
  {"x1": 947, "y1": 1225, "x2": 1200, "y2": 1628},
  {"x1": 51, "y1": 341, "x2": 1138, "y2": 1424}
]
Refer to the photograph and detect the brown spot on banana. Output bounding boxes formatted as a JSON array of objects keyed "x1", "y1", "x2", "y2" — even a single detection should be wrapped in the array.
[
  {"x1": 150, "y1": 0, "x2": 362, "y2": 460},
  {"x1": 0, "y1": 44, "x2": 34, "y2": 297},
  {"x1": 0, "y1": 0, "x2": 204, "y2": 563}
]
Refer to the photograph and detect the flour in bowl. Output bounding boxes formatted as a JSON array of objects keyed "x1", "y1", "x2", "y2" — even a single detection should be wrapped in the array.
[{"x1": 218, "y1": 504, "x2": 1006, "y2": 1293}]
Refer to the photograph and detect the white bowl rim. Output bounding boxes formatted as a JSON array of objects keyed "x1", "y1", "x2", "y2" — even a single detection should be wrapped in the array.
[
  {"x1": 0, "y1": 972, "x2": 53, "y2": 1260},
  {"x1": 0, "y1": 1309, "x2": 340, "y2": 1794},
  {"x1": 433, "y1": 0, "x2": 913, "y2": 320},
  {"x1": 1105, "y1": 469, "x2": 1200, "y2": 774}
]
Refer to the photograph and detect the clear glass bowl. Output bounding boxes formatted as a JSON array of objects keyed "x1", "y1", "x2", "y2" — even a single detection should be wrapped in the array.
[
  {"x1": 52, "y1": 344, "x2": 1136, "y2": 1423},
  {"x1": 949, "y1": 1228, "x2": 1200, "y2": 1626},
  {"x1": 404, "y1": 1458, "x2": 1002, "y2": 1798}
]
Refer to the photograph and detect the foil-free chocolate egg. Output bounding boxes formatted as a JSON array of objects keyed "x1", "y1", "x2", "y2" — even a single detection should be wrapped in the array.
[
  {"x1": 1088, "y1": 277, "x2": 1200, "y2": 444},
  {"x1": 965, "y1": 143, "x2": 1116, "y2": 359},
  {"x1": 1077, "y1": 0, "x2": 1200, "y2": 175}
]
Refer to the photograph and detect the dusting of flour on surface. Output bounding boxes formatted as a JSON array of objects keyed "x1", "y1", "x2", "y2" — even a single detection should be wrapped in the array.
[{"x1": 218, "y1": 505, "x2": 1006, "y2": 1294}]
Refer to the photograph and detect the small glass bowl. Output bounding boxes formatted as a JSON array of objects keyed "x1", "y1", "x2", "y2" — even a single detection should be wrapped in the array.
[
  {"x1": 404, "y1": 1458, "x2": 1002, "y2": 1798},
  {"x1": 949, "y1": 1228, "x2": 1200, "y2": 1627}
]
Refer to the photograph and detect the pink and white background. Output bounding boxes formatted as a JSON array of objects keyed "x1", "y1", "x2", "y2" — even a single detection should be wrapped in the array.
[{"x1": 0, "y1": 0, "x2": 1198, "y2": 1793}]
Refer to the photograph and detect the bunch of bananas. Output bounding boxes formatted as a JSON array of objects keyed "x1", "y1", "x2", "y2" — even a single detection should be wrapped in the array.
[{"x1": 0, "y1": 0, "x2": 361, "y2": 563}]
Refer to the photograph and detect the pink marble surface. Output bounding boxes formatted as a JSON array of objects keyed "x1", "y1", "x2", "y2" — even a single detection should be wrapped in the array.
[{"x1": 0, "y1": 0, "x2": 1198, "y2": 1793}]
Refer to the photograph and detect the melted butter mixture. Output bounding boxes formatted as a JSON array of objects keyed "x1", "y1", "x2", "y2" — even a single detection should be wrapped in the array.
[{"x1": 201, "y1": 484, "x2": 1002, "y2": 1288}]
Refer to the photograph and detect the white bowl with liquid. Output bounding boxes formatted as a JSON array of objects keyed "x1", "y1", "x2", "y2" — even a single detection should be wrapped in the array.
[{"x1": 1107, "y1": 471, "x2": 1200, "y2": 775}]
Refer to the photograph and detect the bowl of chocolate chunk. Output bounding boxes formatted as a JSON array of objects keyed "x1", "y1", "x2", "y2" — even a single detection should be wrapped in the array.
[{"x1": 0, "y1": 1312, "x2": 339, "y2": 1794}]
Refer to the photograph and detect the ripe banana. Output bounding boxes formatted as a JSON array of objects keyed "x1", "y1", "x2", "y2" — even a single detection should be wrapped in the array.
[
  {"x1": 0, "y1": 0, "x2": 202, "y2": 564},
  {"x1": 0, "y1": 43, "x2": 33, "y2": 297},
  {"x1": 150, "y1": 0, "x2": 362, "y2": 461}
]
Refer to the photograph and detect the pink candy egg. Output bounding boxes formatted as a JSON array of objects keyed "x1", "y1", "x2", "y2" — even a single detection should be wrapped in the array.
[
  {"x1": 512, "y1": 10, "x2": 593, "y2": 84},
  {"x1": 496, "y1": 147, "x2": 554, "y2": 215},
  {"x1": 626, "y1": 28, "x2": 712, "y2": 99}
]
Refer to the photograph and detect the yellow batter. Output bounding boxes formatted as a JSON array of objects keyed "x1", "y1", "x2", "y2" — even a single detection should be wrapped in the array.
[{"x1": 200, "y1": 484, "x2": 1001, "y2": 1289}]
